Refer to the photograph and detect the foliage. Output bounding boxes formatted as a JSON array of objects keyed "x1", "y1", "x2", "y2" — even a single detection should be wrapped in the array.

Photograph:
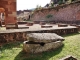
[
  {"x1": 51, "y1": 2, "x2": 54, "y2": 7},
  {"x1": 67, "y1": 0, "x2": 72, "y2": 3},
  {"x1": 35, "y1": 5, "x2": 42, "y2": 11},
  {"x1": 58, "y1": 0, "x2": 64, "y2": 5},
  {"x1": 46, "y1": 14, "x2": 53, "y2": 18}
]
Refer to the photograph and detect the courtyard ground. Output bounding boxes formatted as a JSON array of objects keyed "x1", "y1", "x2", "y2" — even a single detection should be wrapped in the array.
[{"x1": 0, "y1": 32, "x2": 80, "y2": 60}]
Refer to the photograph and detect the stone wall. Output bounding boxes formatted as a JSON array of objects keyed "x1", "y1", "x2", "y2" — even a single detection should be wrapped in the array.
[
  {"x1": 0, "y1": 32, "x2": 27, "y2": 43},
  {"x1": 0, "y1": 26, "x2": 78, "y2": 43},
  {"x1": 31, "y1": 1, "x2": 80, "y2": 24}
]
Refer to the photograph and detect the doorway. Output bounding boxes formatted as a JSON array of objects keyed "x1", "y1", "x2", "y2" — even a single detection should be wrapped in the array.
[{"x1": 0, "y1": 8, "x2": 5, "y2": 27}]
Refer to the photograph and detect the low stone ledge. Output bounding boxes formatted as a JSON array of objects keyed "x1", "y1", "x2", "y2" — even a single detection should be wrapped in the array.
[
  {"x1": 0, "y1": 32, "x2": 27, "y2": 43},
  {"x1": 76, "y1": 25, "x2": 80, "y2": 31},
  {"x1": 6, "y1": 23, "x2": 18, "y2": 29}
]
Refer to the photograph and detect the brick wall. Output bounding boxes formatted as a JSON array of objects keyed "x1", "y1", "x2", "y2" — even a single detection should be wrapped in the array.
[
  {"x1": 0, "y1": 0, "x2": 18, "y2": 28},
  {"x1": 31, "y1": 2, "x2": 80, "y2": 24}
]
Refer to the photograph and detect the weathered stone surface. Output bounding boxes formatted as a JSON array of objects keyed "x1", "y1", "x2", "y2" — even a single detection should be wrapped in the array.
[
  {"x1": 58, "y1": 24, "x2": 68, "y2": 27},
  {"x1": 0, "y1": 25, "x2": 78, "y2": 43},
  {"x1": 27, "y1": 33, "x2": 64, "y2": 43},
  {"x1": 39, "y1": 22, "x2": 46, "y2": 25},
  {"x1": 23, "y1": 33, "x2": 64, "y2": 53},
  {"x1": 23, "y1": 41, "x2": 63, "y2": 53},
  {"x1": 77, "y1": 25, "x2": 80, "y2": 31},
  {"x1": 41, "y1": 25, "x2": 52, "y2": 28},
  {"x1": 26, "y1": 22, "x2": 34, "y2": 26}
]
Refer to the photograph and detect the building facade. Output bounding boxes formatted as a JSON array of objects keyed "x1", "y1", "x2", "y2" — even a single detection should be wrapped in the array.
[{"x1": 0, "y1": 0, "x2": 17, "y2": 28}]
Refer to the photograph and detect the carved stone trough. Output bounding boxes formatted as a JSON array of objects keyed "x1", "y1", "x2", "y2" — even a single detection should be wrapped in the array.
[
  {"x1": 70, "y1": 24, "x2": 77, "y2": 26},
  {"x1": 23, "y1": 33, "x2": 64, "y2": 53},
  {"x1": 41, "y1": 24, "x2": 52, "y2": 28},
  {"x1": 58, "y1": 24, "x2": 68, "y2": 27},
  {"x1": 26, "y1": 22, "x2": 34, "y2": 26}
]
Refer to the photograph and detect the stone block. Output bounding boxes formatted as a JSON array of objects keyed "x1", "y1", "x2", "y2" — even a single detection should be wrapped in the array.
[
  {"x1": 23, "y1": 41, "x2": 63, "y2": 53},
  {"x1": 23, "y1": 33, "x2": 64, "y2": 53}
]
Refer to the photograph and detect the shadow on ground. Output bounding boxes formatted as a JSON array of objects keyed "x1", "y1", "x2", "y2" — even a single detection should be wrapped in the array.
[
  {"x1": 0, "y1": 42, "x2": 22, "y2": 49},
  {"x1": 62, "y1": 32, "x2": 80, "y2": 37},
  {"x1": 14, "y1": 45, "x2": 64, "y2": 60}
]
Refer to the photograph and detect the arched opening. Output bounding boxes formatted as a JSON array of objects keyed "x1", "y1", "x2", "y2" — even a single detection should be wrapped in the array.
[{"x1": 0, "y1": 8, "x2": 5, "y2": 27}]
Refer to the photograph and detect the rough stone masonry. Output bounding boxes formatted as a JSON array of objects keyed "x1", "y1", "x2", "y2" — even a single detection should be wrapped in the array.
[{"x1": 31, "y1": 1, "x2": 80, "y2": 24}]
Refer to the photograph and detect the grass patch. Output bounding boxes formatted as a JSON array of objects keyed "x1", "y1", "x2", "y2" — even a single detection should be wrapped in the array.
[{"x1": 0, "y1": 33, "x2": 80, "y2": 60}]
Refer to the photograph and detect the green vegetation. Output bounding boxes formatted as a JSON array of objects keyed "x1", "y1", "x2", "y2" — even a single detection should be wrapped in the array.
[
  {"x1": 49, "y1": 0, "x2": 77, "y2": 8},
  {"x1": 58, "y1": 0, "x2": 64, "y2": 5},
  {"x1": 0, "y1": 33, "x2": 80, "y2": 60},
  {"x1": 46, "y1": 14, "x2": 53, "y2": 19},
  {"x1": 35, "y1": 5, "x2": 42, "y2": 11},
  {"x1": 51, "y1": 3, "x2": 54, "y2": 7}
]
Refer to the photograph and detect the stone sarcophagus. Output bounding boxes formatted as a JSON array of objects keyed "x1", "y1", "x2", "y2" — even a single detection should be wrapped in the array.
[
  {"x1": 23, "y1": 33, "x2": 64, "y2": 53},
  {"x1": 58, "y1": 24, "x2": 68, "y2": 27},
  {"x1": 26, "y1": 22, "x2": 34, "y2": 26},
  {"x1": 41, "y1": 24, "x2": 52, "y2": 28}
]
